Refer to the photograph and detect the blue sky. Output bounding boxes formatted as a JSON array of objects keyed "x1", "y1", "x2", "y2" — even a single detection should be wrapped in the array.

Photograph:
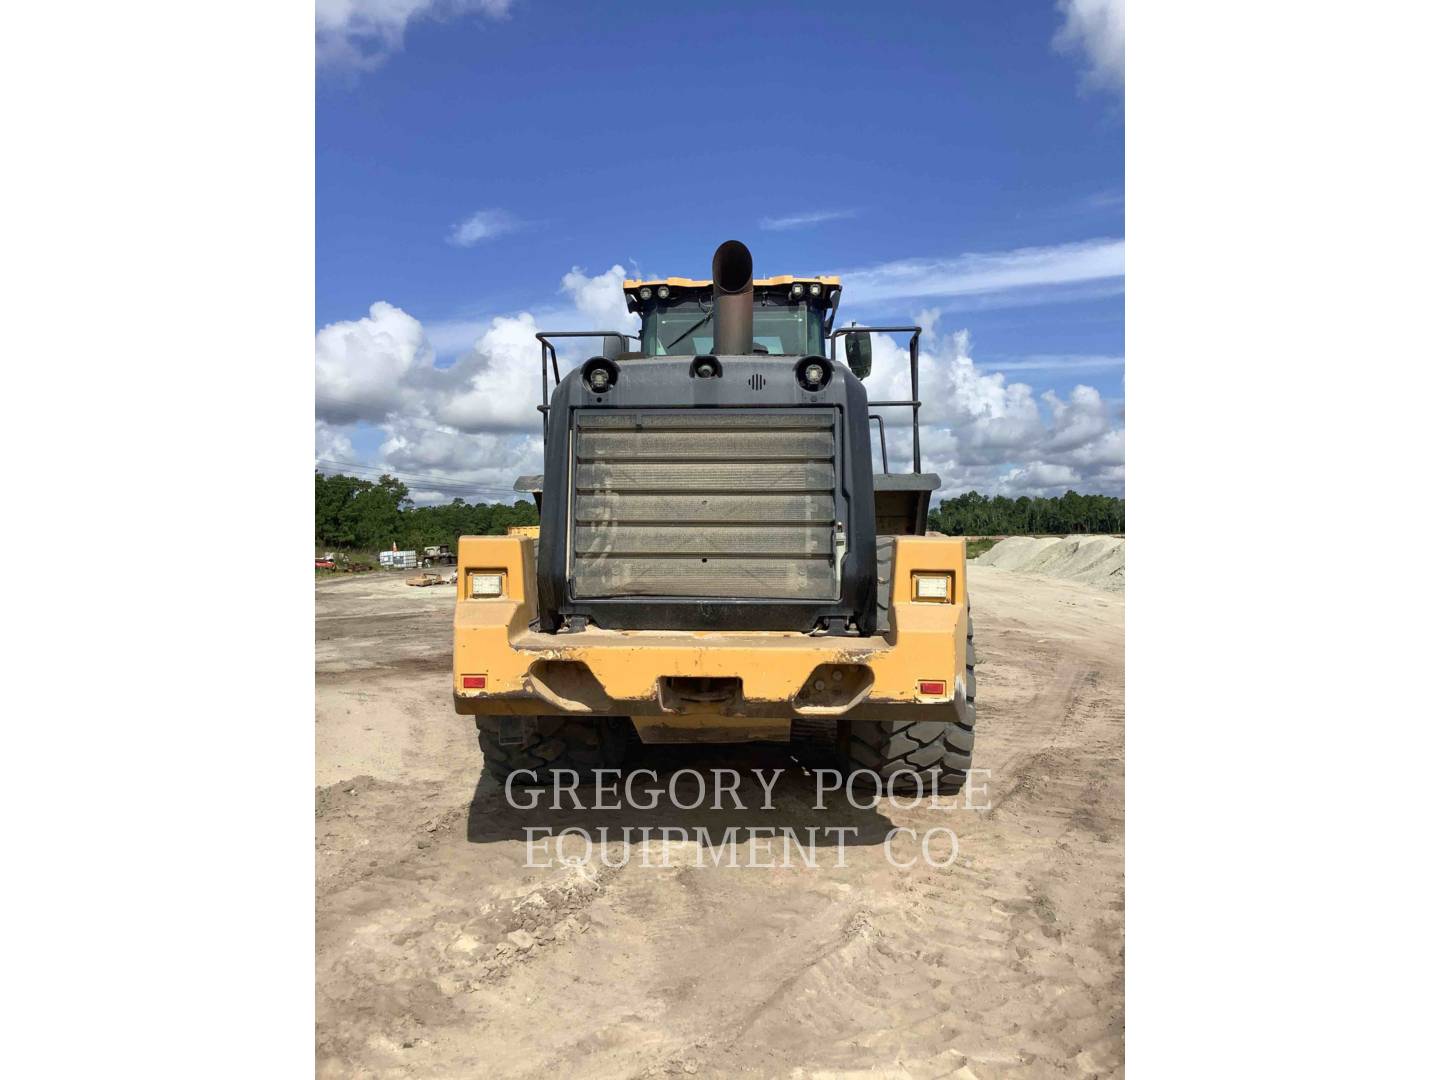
[{"x1": 315, "y1": 0, "x2": 1124, "y2": 502}]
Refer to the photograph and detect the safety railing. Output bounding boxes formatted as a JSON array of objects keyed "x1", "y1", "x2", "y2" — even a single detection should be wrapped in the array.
[
  {"x1": 868, "y1": 415, "x2": 889, "y2": 474},
  {"x1": 535, "y1": 331, "x2": 640, "y2": 438},
  {"x1": 830, "y1": 326, "x2": 923, "y2": 474}
]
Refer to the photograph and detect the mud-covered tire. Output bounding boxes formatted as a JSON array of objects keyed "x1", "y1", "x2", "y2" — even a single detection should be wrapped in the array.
[
  {"x1": 475, "y1": 716, "x2": 629, "y2": 785},
  {"x1": 844, "y1": 597, "x2": 977, "y2": 794}
]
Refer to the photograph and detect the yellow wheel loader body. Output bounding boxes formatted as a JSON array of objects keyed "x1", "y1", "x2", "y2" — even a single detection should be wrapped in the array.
[{"x1": 453, "y1": 533, "x2": 968, "y2": 745}]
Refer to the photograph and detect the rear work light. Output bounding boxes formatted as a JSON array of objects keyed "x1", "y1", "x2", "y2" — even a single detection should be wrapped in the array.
[
  {"x1": 462, "y1": 675, "x2": 487, "y2": 690},
  {"x1": 912, "y1": 572, "x2": 953, "y2": 602},
  {"x1": 918, "y1": 680, "x2": 946, "y2": 696},
  {"x1": 470, "y1": 572, "x2": 504, "y2": 598}
]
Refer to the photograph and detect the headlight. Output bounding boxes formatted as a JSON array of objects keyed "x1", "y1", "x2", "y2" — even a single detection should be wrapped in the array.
[
  {"x1": 582, "y1": 357, "x2": 618, "y2": 394},
  {"x1": 470, "y1": 572, "x2": 504, "y2": 598},
  {"x1": 912, "y1": 573, "x2": 953, "y2": 602},
  {"x1": 657, "y1": 285, "x2": 670, "y2": 299},
  {"x1": 809, "y1": 282, "x2": 822, "y2": 297},
  {"x1": 639, "y1": 286, "x2": 652, "y2": 300},
  {"x1": 791, "y1": 282, "x2": 805, "y2": 297},
  {"x1": 802, "y1": 362, "x2": 825, "y2": 386}
]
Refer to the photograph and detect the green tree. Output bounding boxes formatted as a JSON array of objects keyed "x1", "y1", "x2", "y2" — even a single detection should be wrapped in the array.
[
  {"x1": 926, "y1": 490, "x2": 1124, "y2": 537},
  {"x1": 316, "y1": 473, "x2": 543, "y2": 554}
]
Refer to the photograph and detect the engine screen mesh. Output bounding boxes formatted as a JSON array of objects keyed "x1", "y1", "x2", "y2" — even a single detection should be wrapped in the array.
[{"x1": 570, "y1": 410, "x2": 839, "y2": 600}]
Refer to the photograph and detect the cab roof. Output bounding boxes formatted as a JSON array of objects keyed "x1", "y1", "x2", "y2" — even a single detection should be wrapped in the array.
[
  {"x1": 622, "y1": 274, "x2": 841, "y2": 290},
  {"x1": 623, "y1": 274, "x2": 842, "y2": 315}
]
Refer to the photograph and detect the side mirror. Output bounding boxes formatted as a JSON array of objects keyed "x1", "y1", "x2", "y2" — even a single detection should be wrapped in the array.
[{"x1": 845, "y1": 332, "x2": 872, "y2": 379}]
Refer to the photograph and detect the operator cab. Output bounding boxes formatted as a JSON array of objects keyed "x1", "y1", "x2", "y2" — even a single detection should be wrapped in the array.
[{"x1": 623, "y1": 276, "x2": 842, "y2": 358}]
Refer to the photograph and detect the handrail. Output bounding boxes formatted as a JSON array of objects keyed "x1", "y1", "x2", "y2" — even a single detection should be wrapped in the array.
[
  {"x1": 869, "y1": 414, "x2": 889, "y2": 474},
  {"x1": 830, "y1": 325, "x2": 923, "y2": 473},
  {"x1": 534, "y1": 331, "x2": 640, "y2": 439}
]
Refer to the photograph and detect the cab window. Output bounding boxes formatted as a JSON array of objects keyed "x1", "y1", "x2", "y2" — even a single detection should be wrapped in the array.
[{"x1": 642, "y1": 296, "x2": 821, "y2": 356}]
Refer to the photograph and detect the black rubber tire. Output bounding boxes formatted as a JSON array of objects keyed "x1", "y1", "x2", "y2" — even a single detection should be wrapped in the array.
[
  {"x1": 843, "y1": 596, "x2": 977, "y2": 794},
  {"x1": 476, "y1": 716, "x2": 629, "y2": 785},
  {"x1": 874, "y1": 536, "x2": 896, "y2": 637},
  {"x1": 964, "y1": 607, "x2": 977, "y2": 727}
]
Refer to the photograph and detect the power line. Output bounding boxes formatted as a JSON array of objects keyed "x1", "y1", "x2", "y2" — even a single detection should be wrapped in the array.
[
  {"x1": 314, "y1": 392, "x2": 544, "y2": 437},
  {"x1": 317, "y1": 458, "x2": 513, "y2": 490},
  {"x1": 317, "y1": 470, "x2": 518, "y2": 499},
  {"x1": 315, "y1": 459, "x2": 524, "y2": 498},
  {"x1": 316, "y1": 474, "x2": 524, "y2": 503}
]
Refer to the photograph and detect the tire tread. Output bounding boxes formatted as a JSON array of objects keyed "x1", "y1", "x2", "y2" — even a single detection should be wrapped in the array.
[
  {"x1": 476, "y1": 716, "x2": 626, "y2": 784},
  {"x1": 844, "y1": 592, "x2": 977, "y2": 794}
]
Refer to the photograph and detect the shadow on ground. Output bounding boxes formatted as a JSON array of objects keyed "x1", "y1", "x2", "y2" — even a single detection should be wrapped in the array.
[{"x1": 465, "y1": 741, "x2": 904, "y2": 850}]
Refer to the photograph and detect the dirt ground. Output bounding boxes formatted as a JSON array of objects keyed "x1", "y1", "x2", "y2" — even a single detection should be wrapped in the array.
[{"x1": 316, "y1": 564, "x2": 1124, "y2": 1078}]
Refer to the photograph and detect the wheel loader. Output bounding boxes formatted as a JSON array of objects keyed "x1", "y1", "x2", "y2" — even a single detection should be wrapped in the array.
[{"x1": 452, "y1": 241, "x2": 975, "y2": 792}]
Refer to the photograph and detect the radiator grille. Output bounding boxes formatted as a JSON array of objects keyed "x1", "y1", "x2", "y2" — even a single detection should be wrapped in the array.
[{"x1": 570, "y1": 410, "x2": 839, "y2": 600}]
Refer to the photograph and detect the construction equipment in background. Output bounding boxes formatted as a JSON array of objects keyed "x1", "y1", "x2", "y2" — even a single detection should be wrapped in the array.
[
  {"x1": 423, "y1": 545, "x2": 456, "y2": 566},
  {"x1": 452, "y1": 240, "x2": 975, "y2": 793}
]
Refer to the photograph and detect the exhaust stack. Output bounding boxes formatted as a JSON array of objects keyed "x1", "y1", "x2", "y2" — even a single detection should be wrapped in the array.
[{"x1": 711, "y1": 240, "x2": 754, "y2": 356}]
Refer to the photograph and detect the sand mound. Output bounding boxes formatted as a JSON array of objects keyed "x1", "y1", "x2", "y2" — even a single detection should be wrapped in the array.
[
  {"x1": 978, "y1": 535, "x2": 1055, "y2": 571},
  {"x1": 975, "y1": 535, "x2": 1125, "y2": 591}
]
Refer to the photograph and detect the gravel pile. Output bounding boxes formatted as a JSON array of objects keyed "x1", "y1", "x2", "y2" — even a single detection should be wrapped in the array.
[{"x1": 974, "y1": 534, "x2": 1125, "y2": 591}]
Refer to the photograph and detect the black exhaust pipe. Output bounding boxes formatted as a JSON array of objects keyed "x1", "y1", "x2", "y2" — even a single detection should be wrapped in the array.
[{"x1": 711, "y1": 240, "x2": 754, "y2": 356}]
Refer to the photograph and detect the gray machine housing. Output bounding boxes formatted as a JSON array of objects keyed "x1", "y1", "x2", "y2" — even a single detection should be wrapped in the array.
[{"x1": 534, "y1": 353, "x2": 882, "y2": 634}]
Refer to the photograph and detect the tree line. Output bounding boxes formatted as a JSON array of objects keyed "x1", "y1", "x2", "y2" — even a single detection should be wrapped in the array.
[
  {"x1": 317, "y1": 472, "x2": 1121, "y2": 554},
  {"x1": 927, "y1": 490, "x2": 1124, "y2": 536},
  {"x1": 315, "y1": 471, "x2": 539, "y2": 554}
]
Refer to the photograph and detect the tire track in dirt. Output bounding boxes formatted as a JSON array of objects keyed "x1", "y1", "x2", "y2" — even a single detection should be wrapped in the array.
[
  {"x1": 316, "y1": 564, "x2": 1125, "y2": 1078},
  {"x1": 693, "y1": 658, "x2": 1124, "y2": 1078}
]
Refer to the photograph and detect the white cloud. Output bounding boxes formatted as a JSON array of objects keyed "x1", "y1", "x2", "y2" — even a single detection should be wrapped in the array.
[
  {"x1": 560, "y1": 264, "x2": 635, "y2": 330},
  {"x1": 979, "y1": 354, "x2": 1124, "y2": 374},
  {"x1": 839, "y1": 238, "x2": 1124, "y2": 308},
  {"x1": 315, "y1": 270, "x2": 1121, "y2": 504},
  {"x1": 759, "y1": 209, "x2": 857, "y2": 231},
  {"x1": 419, "y1": 265, "x2": 640, "y2": 362},
  {"x1": 422, "y1": 264, "x2": 640, "y2": 360},
  {"x1": 314, "y1": 301, "x2": 431, "y2": 423},
  {"x1": 317, "y1": 0, "x2": 513, "y2": 72},
  {"x1": 1054, "y1": 0, "x2": 1125, "y2": 91},
  {"x1": 446, "y1": 208, "x2": 520, "y2": 247},
  {"x1": 859, "y1": 327, "x2": 1124, "y2": 497},
  {"x1": 314, "y1": 266, "x2": 641, "y2": 504},
  {"x1": 314, "y1": 304, "x2": 544, "y2": 503},
  {"x1": 378, "y1": 423, "x2": 544, "y2": 502},
  {"x1": 314, "y1": 419, "x2": 355, "y2": 462},
  {"x1": 424, "y1": 312, "x2": 549, "y2": 432},
  {"x1": 421, "y1": 317, "x2": 494, "y2": 357}
]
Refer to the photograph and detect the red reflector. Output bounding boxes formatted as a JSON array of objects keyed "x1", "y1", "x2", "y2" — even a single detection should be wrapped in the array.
[
  {"x1": 462, "y1": 675, "x2": 487, "y2": 690},
  {"x1": 918, "y1": 680, "x2": 945, "y2": 696}
]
